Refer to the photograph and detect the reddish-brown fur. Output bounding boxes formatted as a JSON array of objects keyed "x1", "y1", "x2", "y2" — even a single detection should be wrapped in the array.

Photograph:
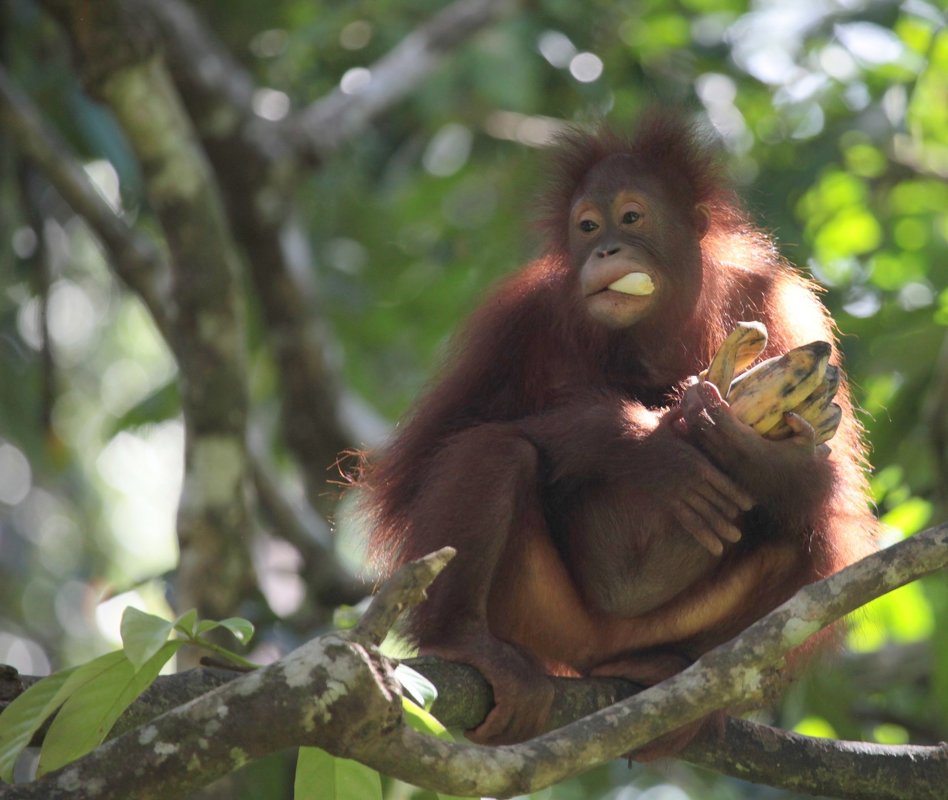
[{"x1": 360, "y1": 113, "x2": 877, "y2": 748}]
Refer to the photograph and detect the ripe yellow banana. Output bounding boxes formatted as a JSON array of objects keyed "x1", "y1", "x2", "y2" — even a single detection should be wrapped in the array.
[
  {"x1": 703, "y1": 324, "x2": 842, "y2": 444},
  {"x1": 703, "y1": 321, "x2": 769, "y2": 398},
  {"x1": 766, "y1": 365, "x2": 840, "y2": 440},
  {"x1": 726, "y1": 341, "x2": 832, "y2": 434},
  {"x1": 809, "y1": 401, "x2": 843, "y2": 445}
]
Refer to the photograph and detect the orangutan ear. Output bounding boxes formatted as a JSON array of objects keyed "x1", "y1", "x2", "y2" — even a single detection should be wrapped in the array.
[{"x1": 695, "y1": 203, "x2": 712, "y2": 239}]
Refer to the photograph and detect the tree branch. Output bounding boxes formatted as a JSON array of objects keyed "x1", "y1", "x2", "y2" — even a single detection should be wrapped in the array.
[
  {"x1": 288, "y1": 0, "x2": 520, "y2": 160},
  {"x1": 131, "y1": 0, "x2": 515, "y2": 516},
  {"x1": 133, "y1": 0, "x2": 372, "y2": 516},
  {"x1": 42, "y1": 0, "x2": 255, "y2": 621},
  {"x1": 687, "y1": 718, "x2": 947, "y2": 800},
  {"x1": 4, "y1": 524, "x2": 945, "y2": 799}
]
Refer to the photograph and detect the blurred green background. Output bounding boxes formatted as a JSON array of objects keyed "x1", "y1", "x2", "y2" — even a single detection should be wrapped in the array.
[{"x1": 1, "y1": 0, "x2": 946, "y2": 797}]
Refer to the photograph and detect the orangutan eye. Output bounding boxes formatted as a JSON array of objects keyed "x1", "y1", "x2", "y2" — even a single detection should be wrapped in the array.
[
  {"x1": 579, "y1": 219, "x2": 599, "y2": 233},
  {"x1": 621, "y1": 210, "x2": 641, "y2": 225}
]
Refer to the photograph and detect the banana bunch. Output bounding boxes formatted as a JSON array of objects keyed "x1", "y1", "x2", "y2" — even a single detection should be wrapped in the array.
[{"x1": 702, "y1": 321, "x2": 842, "y2": 445}]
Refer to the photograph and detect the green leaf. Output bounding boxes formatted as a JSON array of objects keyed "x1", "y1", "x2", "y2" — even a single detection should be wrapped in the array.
[
  {"x1": 792, "y1": 715, "x2": 837, "y2": 739},
  {"x1": 121, "y1": 607, "x2": 175, "y2": 668},
  {"x1": 402, "y1": 698, "x2": 452, "y2": 742},
  {"x1": 873, "y1": 723, "x2": 909, "y2": 744},
  {"x1": 37, "y1": 642, "x2": 181, "y2": 776},
  {"x1": 394, "y1": 663, "x2": 438, "y2": 710},
  {"x1": 217, "y1": 618, "x2": 255, "y2": 646},
  {"x1": 294, "y1": 747, "x2": 382, "y2": 800},
  {"x1": 106, "y1": 380, "x2": 179, "y2": 436},
  {"x1": 0, "y1": 667, "x2": 77, "y2": 782},
  {"x1": 175, "y1": 608, "x2": 199, "y2": 638},
  {"x1": 193, "y1": 616, "x2": 254, "y2": 645}
]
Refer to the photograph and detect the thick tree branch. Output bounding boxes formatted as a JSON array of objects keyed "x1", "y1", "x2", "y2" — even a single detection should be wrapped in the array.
[
  {"x1": 43, "y1": 0, "x2": 255, "y2": 621},
  {"x1": 688, "y1": 718, "x2": 947, "y2": 800},
  {"x1": 357, "y1": 524, "x2": 948, "y2": 799},
  {"x1": 132, "y1": 0, "x2": 512, "y2": 517},
  {"x1": 5, "y1": 0, "x2": 371, "y2": 610},
  {"x1": 4, "y1": 525, "x2": 945, "y2": 799},
  {"x1": 133, "y1": 0, "x2": 370, "y2": 516}
]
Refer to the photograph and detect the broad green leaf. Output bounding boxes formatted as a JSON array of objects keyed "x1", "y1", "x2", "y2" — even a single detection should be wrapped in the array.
[
  {"x1": 294, "y1": 746, "x2": 382, "y2": 800},
  {"x1": 37, "y1": 642, "x2": 181, "y2": 776},
  {"x1": 121, "y1": 607, "x2": 175, "y2": 668},
  {"x1": 394, "y1": 663, "x2": 438, "y2": 710},
  {"x1": 0, "y1": 667, "x2": 76, "y2": 782}
]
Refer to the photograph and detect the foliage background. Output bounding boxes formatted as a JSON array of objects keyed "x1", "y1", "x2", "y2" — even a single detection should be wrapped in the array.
[{"x1": 0, "y1": 0, "x2": 946, "y2": 797}]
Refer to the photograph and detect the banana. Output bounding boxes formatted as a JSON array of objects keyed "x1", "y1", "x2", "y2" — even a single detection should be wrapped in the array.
[
  {"x1": 703, "y1": 321, "x2": 769, "y2": 397},
  {"x1": 765, "y1": 365, "x2": 840, "y2": 440},
  {"x1": 726, "y1": 341, "x2": 831, "y2": 434},
  {"x1": 608, "y1": 272, "x2": 655, "y2": 296},
  {"x1": 700, "y1": 324, "x2": 841, "y2": 444},
  {"x1": 811, "y1": 402, "x2": 843, "y2": 445}
]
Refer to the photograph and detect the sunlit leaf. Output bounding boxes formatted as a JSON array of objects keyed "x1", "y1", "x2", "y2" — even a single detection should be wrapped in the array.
[
  {"x1": 121, "y1": 607, "x2": 175, "y2": 668},
  {"x1": 402, "y1": 698, "x2": 453, "y2": 742},
  {"x1": 394, "y1": 664, "x2": 438, "y2": 711},
  {"x1": 814, "y1": 208, "x2": 882, "y2": 261},
  {"x1": 868, "y1": 251, "x2": 924, "y2": 291},
  {"x1": 869, "y1": 463, "x2": 904, "y2": 504},
  {"x1": 844, "y1": 143, "x2": 886, "y2": 178}
]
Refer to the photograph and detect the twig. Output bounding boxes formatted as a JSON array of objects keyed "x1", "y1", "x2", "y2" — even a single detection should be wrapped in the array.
[{"x1": 353, "y1": 547, "x2": 455, "y2": 646}]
